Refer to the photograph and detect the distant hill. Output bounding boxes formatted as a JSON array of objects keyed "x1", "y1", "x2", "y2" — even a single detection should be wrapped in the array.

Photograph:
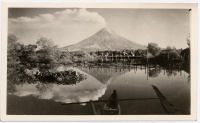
[{"x1": 60, "y1": 27, "x2": 146, "y2": 52}]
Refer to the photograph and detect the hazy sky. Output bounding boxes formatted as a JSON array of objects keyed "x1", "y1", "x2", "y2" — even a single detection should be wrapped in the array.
[{"x1": 9, "y1": 8, "x2": 190, "y2": 49}]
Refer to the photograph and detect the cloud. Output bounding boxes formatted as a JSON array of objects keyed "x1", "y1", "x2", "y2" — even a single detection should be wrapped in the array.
[
  {"x1": 14, "y1": 69, "x2": 107, "y2": 104},
  {"x1": 9, "y1": 8, "x2": 106, "y2": 28},
  {"x1": 14, "y1": 81, "x2": 107, "y2": 104},
  {"x1": 8, "y1": 9, "x2": 106, "y2": 46},
  {"x1": 54, "y1": 9, "x2": 106, "y2": 26}
]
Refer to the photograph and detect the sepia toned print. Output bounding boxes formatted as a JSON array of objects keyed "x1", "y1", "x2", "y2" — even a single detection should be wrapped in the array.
[
  {"x1": 7, "y1": 8, "x2": 191, "y2": 115},
  {"x1": 1, "y1": 2, "x2": 198, "y2": 121}
]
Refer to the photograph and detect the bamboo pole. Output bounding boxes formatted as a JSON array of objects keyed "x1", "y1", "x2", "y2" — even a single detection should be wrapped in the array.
[
  {"x1": 61, "y1": 98, "x2": 159, "y2": 105},
  {"x1": 90, "y1": 101, "x2": 97, "y2": 115}
]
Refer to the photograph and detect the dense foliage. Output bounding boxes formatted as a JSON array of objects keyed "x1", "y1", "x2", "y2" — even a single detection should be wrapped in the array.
[
  {"x1": 157, "y1": 46, "x2": 180, "y2": 61},
  {"x1": 147, "y1": 43, "x2": 161, "y2": 56},
  {"x1": 7, "y1": 35, "x2": 83, "y2": 93}
]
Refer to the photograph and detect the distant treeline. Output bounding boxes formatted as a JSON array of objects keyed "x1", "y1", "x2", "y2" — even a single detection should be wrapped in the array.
[
  {"x1": 70, "y1": 43, "x2": 190, "y2": 64},
  {"x1": 8, "y1": 34, "x2": 190, "y2": 66}
]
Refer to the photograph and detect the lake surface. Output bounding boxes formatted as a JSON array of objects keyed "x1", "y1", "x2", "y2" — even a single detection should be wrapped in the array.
[{"x1": 7, "y1": 64, "x2": 190, "y2": 115}]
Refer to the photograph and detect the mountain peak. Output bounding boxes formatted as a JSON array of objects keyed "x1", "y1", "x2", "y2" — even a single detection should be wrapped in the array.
[
  {"x1": 61, "y1": 27, "x2": 146, "y2": 51},
  {"x1": 99, "y1": 27, "x2": 116, "y2": 34},
  {"x1": 102, "y1": 27, "x2": 112, "y2": 31}
]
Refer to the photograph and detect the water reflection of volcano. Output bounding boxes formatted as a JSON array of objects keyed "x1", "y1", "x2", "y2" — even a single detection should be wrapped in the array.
[
  {"x1": 77, "y1": 66, "x2": 130, "y2": 85},
  {"x1": 13, "y1": 68, "x2": 107, "y2": 104}
]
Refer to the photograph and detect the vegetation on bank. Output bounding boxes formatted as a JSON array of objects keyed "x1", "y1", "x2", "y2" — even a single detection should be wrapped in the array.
[
  {"x1": 7, "y1": 34, "x2": 190, "y2": 93},
  {"x1": 7, "y1": 34, "x2": 85, "y2": 93},
  {"x1": 8, "y1": 34, "x2": 190, "y2": 65}
]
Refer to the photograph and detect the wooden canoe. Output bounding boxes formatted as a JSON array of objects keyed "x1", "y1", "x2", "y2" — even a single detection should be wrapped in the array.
[
  {"x1": 90, "y1": 90, "x2": 121, "y2": 115},
  {"x1": 152, "y1": 85, "x2": 178, "y2": 114}
]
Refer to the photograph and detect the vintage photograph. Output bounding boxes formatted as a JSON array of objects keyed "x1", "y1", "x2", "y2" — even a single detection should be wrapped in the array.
[
  {"x1": 1, "y1": 2, "x2": 198, "y2": 121},
  {"x1": 7, "y1": 7, "x2": 191, "y2": 115}
]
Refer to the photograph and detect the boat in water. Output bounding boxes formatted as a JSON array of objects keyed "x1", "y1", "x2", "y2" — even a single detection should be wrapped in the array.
[{"x1": 90, "y1": 90, "x2": 121, "y2": 115}]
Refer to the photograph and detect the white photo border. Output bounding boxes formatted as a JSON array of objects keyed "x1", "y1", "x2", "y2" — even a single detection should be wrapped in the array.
[{"x1": 1, "y1": 2, "x2": 198, "y2": 121}]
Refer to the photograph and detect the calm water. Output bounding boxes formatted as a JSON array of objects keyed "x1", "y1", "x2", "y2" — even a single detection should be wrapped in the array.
[{"x1": 7, "y1": 64, "x2": 190, "y2": 115}]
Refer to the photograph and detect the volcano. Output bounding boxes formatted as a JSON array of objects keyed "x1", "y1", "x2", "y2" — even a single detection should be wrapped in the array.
[{"x1": 61, "y1": 27, "x2": 146, "y2": 51}]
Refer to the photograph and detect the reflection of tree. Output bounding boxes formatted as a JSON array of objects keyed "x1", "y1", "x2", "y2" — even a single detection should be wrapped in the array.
[
  {"x1": 34, "y1": 70, "x2": 87, "y2": 85},
  {"x1": 7, "y1": 64, "x2": 87, "y2": 93},
  {"x1": 172, "y1": 70, "x2": 177, "y2": 77},
  {"x1": 35, "y1": 83, "x2": 53, "y2": 93},
  {"x1": 181, "y1": 61, "x2": 190, "y2": 74},
  {"x1": 166, "y1": 69, "x2": 178, "y2": 77},
  {"x1": 7, "y1": 64, "x2": 32, "y2": 94},
  {"x1": 187, "y1": 75, "x2": 190, "y2": 83},
  {"x1": 148, "y1": 68, "x2": 159, "y2": 77},
  {"x1": 7, "y1": 81, "x2": 16, "y2": 94}
]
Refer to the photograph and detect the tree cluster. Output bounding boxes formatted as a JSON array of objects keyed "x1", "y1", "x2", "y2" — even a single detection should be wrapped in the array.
[
  {"x1": 7, "y1": 35, "x2": 73, "y2": 93},
  {"x1": 147, "y1": 43, "x2": 181, "y2": 62}
]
